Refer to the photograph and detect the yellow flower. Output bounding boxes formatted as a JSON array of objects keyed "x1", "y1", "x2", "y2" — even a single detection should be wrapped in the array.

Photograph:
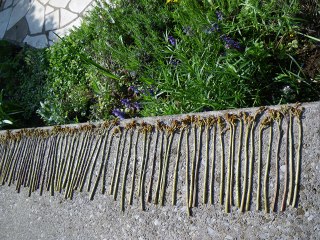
[{"x1": 166, "y1": 0, "x2": 179, "y2": 4}]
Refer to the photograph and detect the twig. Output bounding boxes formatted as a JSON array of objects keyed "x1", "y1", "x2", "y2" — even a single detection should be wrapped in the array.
[
  {"x1": 189, "y1": 116, "x2": 197, "y2": 207},
  {"x1": 154, "y1": 122, "x2": 165, "y2": 205},
  {"x1": 160, "y1": 122, "x2": 176, "y2": 206},
  {"x1": 147, "y1": 127, "x2": 159, "y2": 203},
  {"x1": 272, "y1": 111, "x2": 283, "y2": 212},
  {"x1": 209, "y1": 117, "x2": 217, "y2": 205},
  {"x1": 109, "y1": 126, "x2": 123, "y2": 195},
  {"x1": 264, "y1": 115, "x2": 273, "y2": 213},
  {"x1": 240, "y1": 113, "x2": 252, "y2": 212},
  {"x1": 246, "y1": 107, "x2": 265, "y2": 211},
  {"x1": 172, "y1": 122, "x2": 183, "y2": 205},
  {"x1": 89, "y1": 125, "x2": 113, "y2": 200},
  {"x1": 287, "y1": 107, "x2": 294, "y2": 205},
  {"x1": 236, "y1": 114, "x2": 243, "y2": 208},
  {"x1": 218, "y1": 116, "x2": 226, "y2": 206},
  {"x1": 129, "y1": 129, "x2": 140, "y2": 205},
  {"x1": 121, "y1": 121, "x2": 136, "y2": 211},
  {"x1": 292, "y1": 106, "x2": 304, "y2": 207}
]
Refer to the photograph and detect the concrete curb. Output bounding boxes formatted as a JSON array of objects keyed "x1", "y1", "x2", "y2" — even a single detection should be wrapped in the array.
[{"x1": 0, "y1": 102, "x2": 319, "y2": 239}]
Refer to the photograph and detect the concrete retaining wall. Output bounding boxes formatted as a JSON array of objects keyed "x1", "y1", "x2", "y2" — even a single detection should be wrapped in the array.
[{"x1": 0, "y1": 102, "x2": 319, "y2": 239}]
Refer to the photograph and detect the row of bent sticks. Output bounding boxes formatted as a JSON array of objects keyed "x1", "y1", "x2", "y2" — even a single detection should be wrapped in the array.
[{"x1": 0, "y1": 104, "x2": 304, "y2": 215}]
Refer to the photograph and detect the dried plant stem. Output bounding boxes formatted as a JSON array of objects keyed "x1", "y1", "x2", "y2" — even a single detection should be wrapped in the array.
[
  {"x1": 225, "y1": 122, "x2": 233, "y2": 213},
  {"x1": 264, "y1": 123, "x2": 273, "y2": 213},
  {"x1": 219, "y1": 130, "x2": 225, "y2": 206},
  {"x1": 229, "y1": 122, "x2": 236, "y2": 206},
  {"x1": 236, "y1": 117, "x2": 243, "y2": 208},
  {"x1": 172, "y1": 128, "x2": 184, "y2": 205},
  {"x1": 193, "y1": 122, "x2": 203, "y2": 207},
  {"x1": 69, "y1": 132, "x2": 89, "y2": 193},
  {"x1": 129, "y1": 131, "x2": 140, "y2": 205},
  {"x1": 22, "y1": 138, "x2": 39, "y2": 190},
  {"x1": 46, "y1": 136, "x2": 58, "y2": 191},
  {"x1": 14, "y1": 139, "x2": 27, "y2": 184},
  {"x1": 87, "y1": 133, "x2": 106, "y2": 192},
  {"x1": 101, "y1": 128, "x2": 113, "y2": 194},
  {"x1": 281, "y1": 117, "x2": 290, "y2": 212},
  {"x1": 55, "y1": 134, "x2": 66, "y2": 189},
  {"x1": 256, "y1": 127, "x2": 263, "y2": 211},
  {"x1": 64, "y1": 135, "x2": 81, "y2": 199},
  {"x1": 138, "y1": 131, "x2": 148, "y2": 197},
  {"x1": 189, "y1": 126, "x2": 197, "y2": 208},
  {"x1": 63, "y1": 134, "x2": 79, "y2": 190},
  {"x1": 210, "y1": 125, "x2": 216, "y2": 205},
  {"x1": 154, "y1": 131, "x2": 164, "y2": 205},
  {"x1": 1, "y1": 140, "x2": 18, "y2": 184},
  {"x1": 16, "y1": 140, "x2": 31, "y2": 191},
  {"x1": 39, "y1": 137, "x2": 54, "y2": 195},
  {"x1": 19, "y1": 138, "x2": 35, "y2": 188},
  {"x1": 147, "y1": 129, "x2": 159, "y2": 203},
  {"x1": 75, "y1": 133, "x2": 94, "y2": 190},
  {"x1": 28, "y1": 138, "x2": 43, "y2": 196},
  {"x1": 184, "y1": 127, "x2": 191, "y2": 216},
  {"x1": 160, "y1": 132, "x2": 174, "y2": 206},
  {"x1": 49, "y1": 136, "x2": 60, "y2": 196},
  {"x1": 287, "y1": 110, "x2": 294, "y2": 205},
  {"x1": 240, "y1": 119, "x2": 252, "y2": 212},
  {"x1": 34, "y1": 137, "x2": 49, "y2": 191},
  {"x1": 292, "y1": 108, "x2": 303, "y2": 207},
  {"x1": 203, "y1": 126, "x2": 210, "y2": 204},
  {"x1": 57, "y1": 134, "x2": 73, "y2": 192},
  {"x1": 8, "y1": 139, "x2": 25, "y2": 185},
  {"x1": 109, "y1": 128, "x2": 123, "y2": 195},
  {"x1": 272, "y1": 116, "x2": 283, "y2": 212},
  {"x1": 246, "y1": 121, "x2": 255, "y2": 211},
  {"x1": 30, "y1": 138, "x2": 45, "y2": 193},
  {"x1": 121, "y1": 130, "x2": 133, "y2": 211},
  {"x1": 0, "y1": 141, "x2": 12, "y2": 179},
  {"x1": 2, "y1": 139, "x2": 22, "y2": 184},
  {"x1": 0, "y1": 140, "x2": 14, "y2": 180},
  {"x1": 141, "y1": 131, "x2": 152, "y2": 210},
  {"x1": 90, "y1": 128, "x2": 112, "y2": 200},
  {"x1": 8, "y1": 138, "x2": 27, "y2": 186},
  {"x1": 114, "y1": 130, "x2": 128, "y2": 200},
  {"x1": 81, "y1": 134, "x2": 103, "y2": 192}
]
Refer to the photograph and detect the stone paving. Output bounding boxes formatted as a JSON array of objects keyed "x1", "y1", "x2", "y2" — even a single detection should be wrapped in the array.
[{"x1": 0, "y1": 0, "x2": 96, "y2": 48}]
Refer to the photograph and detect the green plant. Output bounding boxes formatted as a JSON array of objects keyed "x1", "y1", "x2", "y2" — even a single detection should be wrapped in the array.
[
  {"x1": 0, "y1": 41, "x2": 47, "y2": 128},
  {"x1": 31, "y1": 0, "x2": 319, "y2": 126},
  {"x1": 0, "y1": 91, "x2": 13, "y2": 128}
]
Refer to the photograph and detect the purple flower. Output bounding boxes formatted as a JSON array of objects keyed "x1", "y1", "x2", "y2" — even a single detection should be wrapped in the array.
[
  {"x1": 169, "y1": 57, "x2": 180, "y2": 66},
  {"x1": 205, "y1": 22, "x2": 220, "y2": 34},
  {"x1": 216, "y1": 11, "x2": 223, "y2": 21},
  {"x1": 128, "y1": 85, "x2": 140, "y2": 94},
  {"x1": 168, "y1": 36, "x2": 176, "y2": 46},
  {"x1": 132, "y1": 102, "x2": 142, "y2": 111},
  {"x1": 147, "y1": 87, "x2": 155, "y2": 96},
  {"x1": 221, "y1": 35, "x2": 241, "y2": 50},
  {"x1": 120, "y1": 98, "x2": 131, "y2": 108},
  {"x1": 112, "y1": 109, "x2": 126, "y2": 120}
]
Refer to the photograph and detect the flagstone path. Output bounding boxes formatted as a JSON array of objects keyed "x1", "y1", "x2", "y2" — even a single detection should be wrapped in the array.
[{"x1": 0, "y1": 0, "x2": 97, "y2": 48}]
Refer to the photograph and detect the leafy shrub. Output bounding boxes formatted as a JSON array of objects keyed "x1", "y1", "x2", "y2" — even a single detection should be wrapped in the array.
[
  {"x1": 39, "y1": 0, "x2": 320, "y2": 124},
  {"x1": 0, "y1": 41, "x2": 47, "y2": 128}
]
